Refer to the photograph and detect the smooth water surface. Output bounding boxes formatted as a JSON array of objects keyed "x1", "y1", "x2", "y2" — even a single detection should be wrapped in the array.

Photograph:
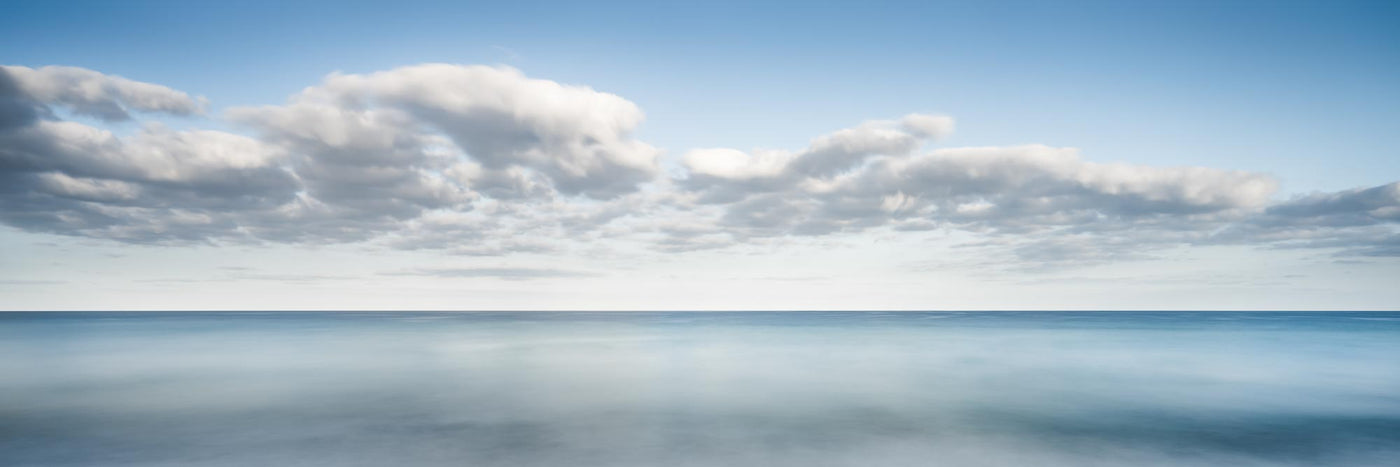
[{"x1": 2, "y1": 311, "x2": 1398, "y2": 466}]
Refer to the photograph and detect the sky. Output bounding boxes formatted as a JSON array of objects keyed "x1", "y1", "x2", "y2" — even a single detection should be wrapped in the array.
[{"x1": 1, "y1": 0, "x2": 1397, "y2": 310}]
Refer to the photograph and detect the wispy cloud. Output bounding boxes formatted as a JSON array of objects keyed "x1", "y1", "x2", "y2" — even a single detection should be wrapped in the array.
[
  {"x1": 382, "y1": 267, "x2": 599, "y2": 281},
  {"x1": 0, "y1": 279, "x2": 67, "y2": 285}
]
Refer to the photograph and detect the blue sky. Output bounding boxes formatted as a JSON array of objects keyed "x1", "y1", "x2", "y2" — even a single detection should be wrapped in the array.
[
  {"x1": 7, "y1": 0, "x2": 1398, "y2": 190},
  {"x1": 1, "y1": 1, "x2": 1397, "y2": 309}
]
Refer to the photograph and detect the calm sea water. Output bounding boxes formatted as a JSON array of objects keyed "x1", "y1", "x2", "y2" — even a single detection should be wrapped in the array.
[{"x1": 1, "y1": 311, "x2": 1398, "y2": 466}]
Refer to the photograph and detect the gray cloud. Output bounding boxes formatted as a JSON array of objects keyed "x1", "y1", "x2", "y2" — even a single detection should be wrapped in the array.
[
  {"x1": 1188, "y1": 182, "x2": 1400, "y2": 259},
  {"x1": 0, "y1": 64, "x2": 660, "y2": 246},
  {"x1": 0, "y1": 66, "x2": 299, "y2": 243},
  {"x1": 0, "y1": 121, "x2": 298, "y2": 242},
  {"x1": 0, "y1": 69, "x2": 44, "y2": 131},
  {"x1": 1263, "y1": 182, "x2": 1400, "y2": 228}
]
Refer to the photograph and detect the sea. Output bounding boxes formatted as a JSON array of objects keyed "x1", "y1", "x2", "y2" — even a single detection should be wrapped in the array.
[{"x1": 2, "y1": 311, "x2": 1398, "y2": 466}]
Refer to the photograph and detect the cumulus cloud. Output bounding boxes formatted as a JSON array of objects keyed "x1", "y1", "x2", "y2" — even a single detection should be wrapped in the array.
[
  {"x1": 0, "y1": 66, "x2": 295, "y2": 241},
  {"x1": 674, "y1": 119, "x2": 1280, "y2": 262},
  {"x1": 681, "y1": 114, "x2": 954, "y2": 202},
  {"x1": 668, "y1": 116, "x2": 1395, "y2": 266},
  {"x1": 0, "y1": 63, "x2": 1396, "y2": 267},
  {"x1": 0, "y1": 64, "x2": 661, "y2": 245},
  {"x1": 231, "y1": 64, "x2": 659, "y2": 200},
  {"x1": 0, "y1": 81, "x2": 295, "y2": 240},
  {"x1": 1, "y1": 65, "x2": 203, "y2": 122}
]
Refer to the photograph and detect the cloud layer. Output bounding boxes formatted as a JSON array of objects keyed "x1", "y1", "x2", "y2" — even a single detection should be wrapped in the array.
[{"x1": 1, "y1": 64, "x2": 1395, "y2": 267}]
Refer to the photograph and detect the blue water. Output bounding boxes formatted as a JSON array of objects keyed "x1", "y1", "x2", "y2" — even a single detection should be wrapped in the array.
[{"x1": 2, "y1": 311, "x2": 1398, "y2": 466}]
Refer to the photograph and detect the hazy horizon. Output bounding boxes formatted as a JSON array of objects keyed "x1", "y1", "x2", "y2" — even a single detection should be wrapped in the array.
[
  {"x1": 2, "y1": 0, "x2": 1398, "y2": 310},
  {"x1": 5, "y1": 5, "x2": 1398, "y2": 466}
]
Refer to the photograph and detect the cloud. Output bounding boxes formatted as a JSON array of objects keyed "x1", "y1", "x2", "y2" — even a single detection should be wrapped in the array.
[
  {"x1": 681, "y1": 114, "x2": 954, "y2": 203},
  {"x1": 674, "y1": 117, "x2": 1280, "y2": 265},
  {"x1": 0, "y1": 63, "x2": 1396, "y2": 268},
  {"x1": 0, "y1": 125, "x2": 296, "y2": 243},
  {"x1": 0, "y1": 119, "x2": 297, "y2": 242},
  {"x1": 0, "y1": 64, "x2": 660, "y2": 245},
  {"x1": 1204, "y1": 181, "x2": 1400, "y2": 258},
  {"x1": 1, "y1": 65, "x2": 203, "y2": 122},
  {"x1": 230, "y1": 64, "x2": 659, "y2": 201},
  {"x1": 0, "y1": 279, "x2": 67, "y2": 286},
  {"x1": 0, "y1": 66, "x2": 297, "y2": 243},
  {"x1": 1264, "y1": 182, "x2": 1400, "y2": 228},
  {"x1": 382, "y1": 267, "x2": 598, "y2": 280},
  {"x1": 670, "y1": 117, "x2": 1394, "y2": 267}
]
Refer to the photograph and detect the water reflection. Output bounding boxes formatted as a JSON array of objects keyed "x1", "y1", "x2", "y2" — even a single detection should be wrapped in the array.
[{"x1": 2, "y1": 311, "x2": 1398, "y2": 466}]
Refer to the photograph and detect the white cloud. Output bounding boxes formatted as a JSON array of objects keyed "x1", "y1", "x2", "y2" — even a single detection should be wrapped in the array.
[
  {"x1": 1, "y1": 65, "x2": 203, "y2": 121},
  {"x1": 683, "y1": 148, "x2": 794, "y2": 180},
  {"x1": 233, "y1": 64, "x2": 660, "y2": 199},
  {"x1": 0, "y1": 63, "x2": 1396, "y2": 267},
  {"x1": 682, "y1": 113, "x2": 951, "y2": 183}
]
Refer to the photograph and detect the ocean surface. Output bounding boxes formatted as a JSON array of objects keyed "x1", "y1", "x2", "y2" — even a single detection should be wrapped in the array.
[{"x1": 1, "y1": 311, "x2": 1398, "y2": 467}]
